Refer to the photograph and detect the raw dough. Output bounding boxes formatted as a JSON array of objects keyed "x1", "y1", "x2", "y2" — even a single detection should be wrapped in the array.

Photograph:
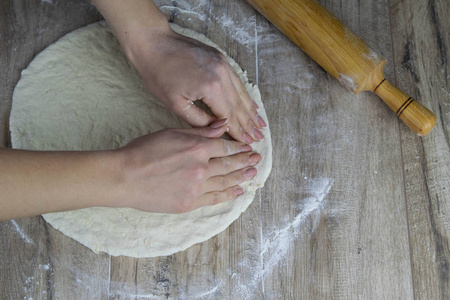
[{"x1": 10, "y1": 22, "x2": 272, "y2": 257}]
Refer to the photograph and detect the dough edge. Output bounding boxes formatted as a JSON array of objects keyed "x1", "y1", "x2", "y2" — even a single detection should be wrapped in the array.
[{"x1": 10, "y1": 21, "x2": 272, "y2": 257}]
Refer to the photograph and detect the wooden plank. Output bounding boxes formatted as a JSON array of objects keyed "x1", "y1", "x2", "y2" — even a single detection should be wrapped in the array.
[
  {"x1": 45, "y1": 223, "x2": 110, "y2": 300},
  {"x1": 389, "y1": 0, "x2": 450, "y2": 298},
  {"x1": 0, "y1": 217, "x2": 45, "y2": 299},
  {"x1": 256, "y1": 0, "x2": 413, "y2": 298},
  {"x1": 1, "y1": 0, "x2": 448, "y2": 298}
]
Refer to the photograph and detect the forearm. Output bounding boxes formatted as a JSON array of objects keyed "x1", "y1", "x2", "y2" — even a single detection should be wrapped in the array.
[
  {"x1": 92, "y1": 0, "x2": 169, "y2": 63},
  {"x1": 0, "y1": 148, "x2": 119, "y2": 221}
]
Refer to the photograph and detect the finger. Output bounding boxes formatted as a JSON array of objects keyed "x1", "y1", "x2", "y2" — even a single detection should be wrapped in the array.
[
  {"x1": 225, "y1": 65, "x2": 267, "y2": 142},
  {"x1": 225, "y1": 114, "x2": 254, "y2": 144},
  {"x1": 193, "y1": 185, "x2": 245, "y2": 210},
  {"x1": 227, "y1": 66, "x2": 264, "y2": 130},
  {"x1": 172, "y1": 121, "x2": 253, "y2": 157},
  {"x1": 173, "y1": 98, "x2": 216, "y2": 127},
  {"x1": 208, "y1": 152, "x2": 261, "y2": 177},
  {"x1": 213, "y1": 82, "x2": 259, "y2": 143},
  {"x1": 209, "y1": 118, "x2": 229, "y2": 129},
  {"x1": 203, "y1": 167, "x2": 257, "y2": 194},
  {"x1": 236, "y1": 108, "x2": 264, "y2": 142},
  {"x1": 169, "y1": 119, "x2": 229, "y2": 138},
  {"x1": 206, "y1": 138, "x2": 253, "y2": 158},
  {"x1": 199, "y1": 66, "x2": 264, "y2": 143},
  {"x1": 169, "y1": 125, "x2": 226, "y2": 139},
  {"x1": 200, "y1": 77, "x2": 248, "y2": 143}
]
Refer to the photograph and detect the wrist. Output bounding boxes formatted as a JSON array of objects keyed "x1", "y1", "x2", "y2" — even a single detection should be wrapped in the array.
[
  {"x1": 92, "y1": 0, "x2": 171, "y2": 68},
  {"x1": 92, "y1": 149, "x2": 128, "y2": 209},
  {"x1": 124, "y1": 17, "x2": 172, "y2": 69}
]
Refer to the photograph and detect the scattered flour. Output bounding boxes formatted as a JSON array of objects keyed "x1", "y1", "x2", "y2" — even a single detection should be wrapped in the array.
[
  {"x1": 159, "y1": 5, "x2": 207, "y2": 21},
  {"x1": 230, "y1": 177, "x2": 333, "y2": 299},
  {"x1": 22, "y1": 264, "x2": 52, "y2": 299},
  {"x1": 24, "y1": 178, "x2": 332, "y2": 299},
  {"x1": 155, "y1": 0, "x2": 282, "y2": 50},
  {"x1": 39, "y1": 264, "x2": 51, "y2": 271},
  {"x1": 155, "y1": 0, "x2": 209, "y2": 22},
  {"x1": 10, "y1": 220, "x2": 34, "y2": 245},
  {"x1": 108, "y1": 289, "x2": 161, "y2": 299}
]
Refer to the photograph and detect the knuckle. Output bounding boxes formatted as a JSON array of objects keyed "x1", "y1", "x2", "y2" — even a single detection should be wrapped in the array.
[
  {"x1": 236, "y1": 172, "x2": 246, "y2": 185},
  {"x1": 189, "y1": 141, "x2": 209, "y2": 158},
  {"x1": 210, "y1": 192, "x2": 224, "y2": 206},
  {"x1": 192, "y1": 163, "x2": 207, "y2": 181},
  {"x1": 205, "y1": 60, "x2": 229, "y2": 94},
  {"x1": 228, "y1": 188, "x2": 238, "y2": 200},
  {"x1": 240, "y1": 154, "x2": 251, "y2": 168},
  {"x1": 235, "y1": 100, "x2": 243, "y2": 111},
  {"x1": 176, "y1": 198, "x2": 195, "y2": 213},
  {"x1": 177, "y1": 185, "x2": 201, "y2": 213},
  {"x1": 218, "y1": 176, "x2": 228, "y2": 190},
  {"x1": 206, "y1": 76, "x2": 224, "y2": 95},
  {"x1": 250, "y1": 105, "x2": 258, "y2": 116},
  {"x1": 221, "y1": 157, "x2": 232, "y2": 171},
  {"x1": 222, "y1": 140, "x2": 232, "y2": 155},
  {"x1": 244, "y1": 117, "x2": 254, "y2": 131}
]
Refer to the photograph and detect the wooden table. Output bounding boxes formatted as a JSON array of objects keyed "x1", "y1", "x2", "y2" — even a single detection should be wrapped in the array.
[{"x1": 1, "y1": 0, "x2": 449, "y2": 298}]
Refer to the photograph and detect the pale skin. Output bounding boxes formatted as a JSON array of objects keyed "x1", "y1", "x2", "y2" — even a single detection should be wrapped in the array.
[{"x1": 0, "y1": 0, "x2": 265, "y2": 221}]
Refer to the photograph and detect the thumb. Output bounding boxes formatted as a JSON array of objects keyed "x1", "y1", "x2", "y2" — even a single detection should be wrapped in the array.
[
  {"x1": 176, "y1": 101, "x2": 216, "y2": 127},
  {"x1": 172, "y1": 119, "x2": 229, "y2": 138}
]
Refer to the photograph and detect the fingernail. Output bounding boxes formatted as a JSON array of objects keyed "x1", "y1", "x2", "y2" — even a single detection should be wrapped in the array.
[
  {"x1": 244, "y1": 167, "x2": 257, "y2": 179},
  {"x1": 210, "y1": 118, "x2": 228, "y2": 128},
  {"x1": 257, "y1": 115, "x2": 267, "y2": 128},
  {"x1": 243, "y1": 133, "x2": 254, "y2": 144},
  {"x1": 234, "y1": 187, "x2": 244, "y2": 196},
  {"x1": 249, "y1": 153, "x2": 262, "y2": 165},
  {"x1": 252, "y1": 128, "x2": 264, "y2": 140},
  {"x1": 253, "y1": 101, "x2": 259, "y2": 109},
  {"x1": 241, "y1": 145, "x2": 252, "y2": 152}
]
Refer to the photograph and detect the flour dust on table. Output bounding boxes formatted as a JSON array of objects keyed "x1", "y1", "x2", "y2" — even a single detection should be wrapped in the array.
[{"x1": 9, "y1": 21, "x2": 272, "y2": 257}]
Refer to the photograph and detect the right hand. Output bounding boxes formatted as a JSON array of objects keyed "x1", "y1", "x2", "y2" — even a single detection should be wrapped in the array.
[
  {"x1": 112, "y1": 120, "x2": 261, "y2": 214},
  {"x1": 126, "y1": 24, "x2": 267, "y2": 144}
]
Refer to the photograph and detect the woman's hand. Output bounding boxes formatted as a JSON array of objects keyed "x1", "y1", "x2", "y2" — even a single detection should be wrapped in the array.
[
  {"x1": 128, "y1": 27, "x2": 267, "y2": 144},
  {"x1": 0, "y1": 122, "x2": 260, "y2": 220},
  {"x1": 112, "y1": 122, "x2": 261, "y2": 213},
  {"x1": 92, "y1": 0, "x2": 267, "y2": 144}
]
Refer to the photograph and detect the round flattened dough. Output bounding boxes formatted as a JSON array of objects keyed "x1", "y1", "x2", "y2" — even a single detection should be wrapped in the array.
[{"x1": 10, "y1": 22, "x2": 272, "y2": 257}]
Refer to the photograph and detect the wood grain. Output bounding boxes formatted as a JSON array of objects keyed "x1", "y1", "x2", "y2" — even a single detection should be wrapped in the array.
[
  {"x1": 0, "y1": 0, "x2": 449, "y2": 299},
  {"x1": 389, "y1": 0, "x2": 450, "y2": 298},
  {"x1": 257, "y1": 0, "x2": 413, "y2": 297}
]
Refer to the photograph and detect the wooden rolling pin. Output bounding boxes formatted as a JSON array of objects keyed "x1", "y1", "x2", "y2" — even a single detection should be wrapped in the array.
[{"x1": 245, "y1": 0, "x2": 437, "y2": 136}]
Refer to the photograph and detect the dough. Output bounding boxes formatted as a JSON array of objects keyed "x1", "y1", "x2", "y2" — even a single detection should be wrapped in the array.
[{"x1": 10, "y1": 22, "x2": 272, "y2": 257}]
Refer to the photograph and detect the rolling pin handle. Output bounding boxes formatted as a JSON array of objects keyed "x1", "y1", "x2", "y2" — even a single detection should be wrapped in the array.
[
  {"x1": 373, "y1": 78, "x2": 386, "y2": 93},
  {"x1": 374, "y1": 79, "x2": 437, "y2": 136}
]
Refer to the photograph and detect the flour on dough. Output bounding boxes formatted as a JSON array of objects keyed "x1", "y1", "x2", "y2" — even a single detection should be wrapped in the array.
[{"x1": 10, "y1": 22, "x2": 272, "y2": 258}]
